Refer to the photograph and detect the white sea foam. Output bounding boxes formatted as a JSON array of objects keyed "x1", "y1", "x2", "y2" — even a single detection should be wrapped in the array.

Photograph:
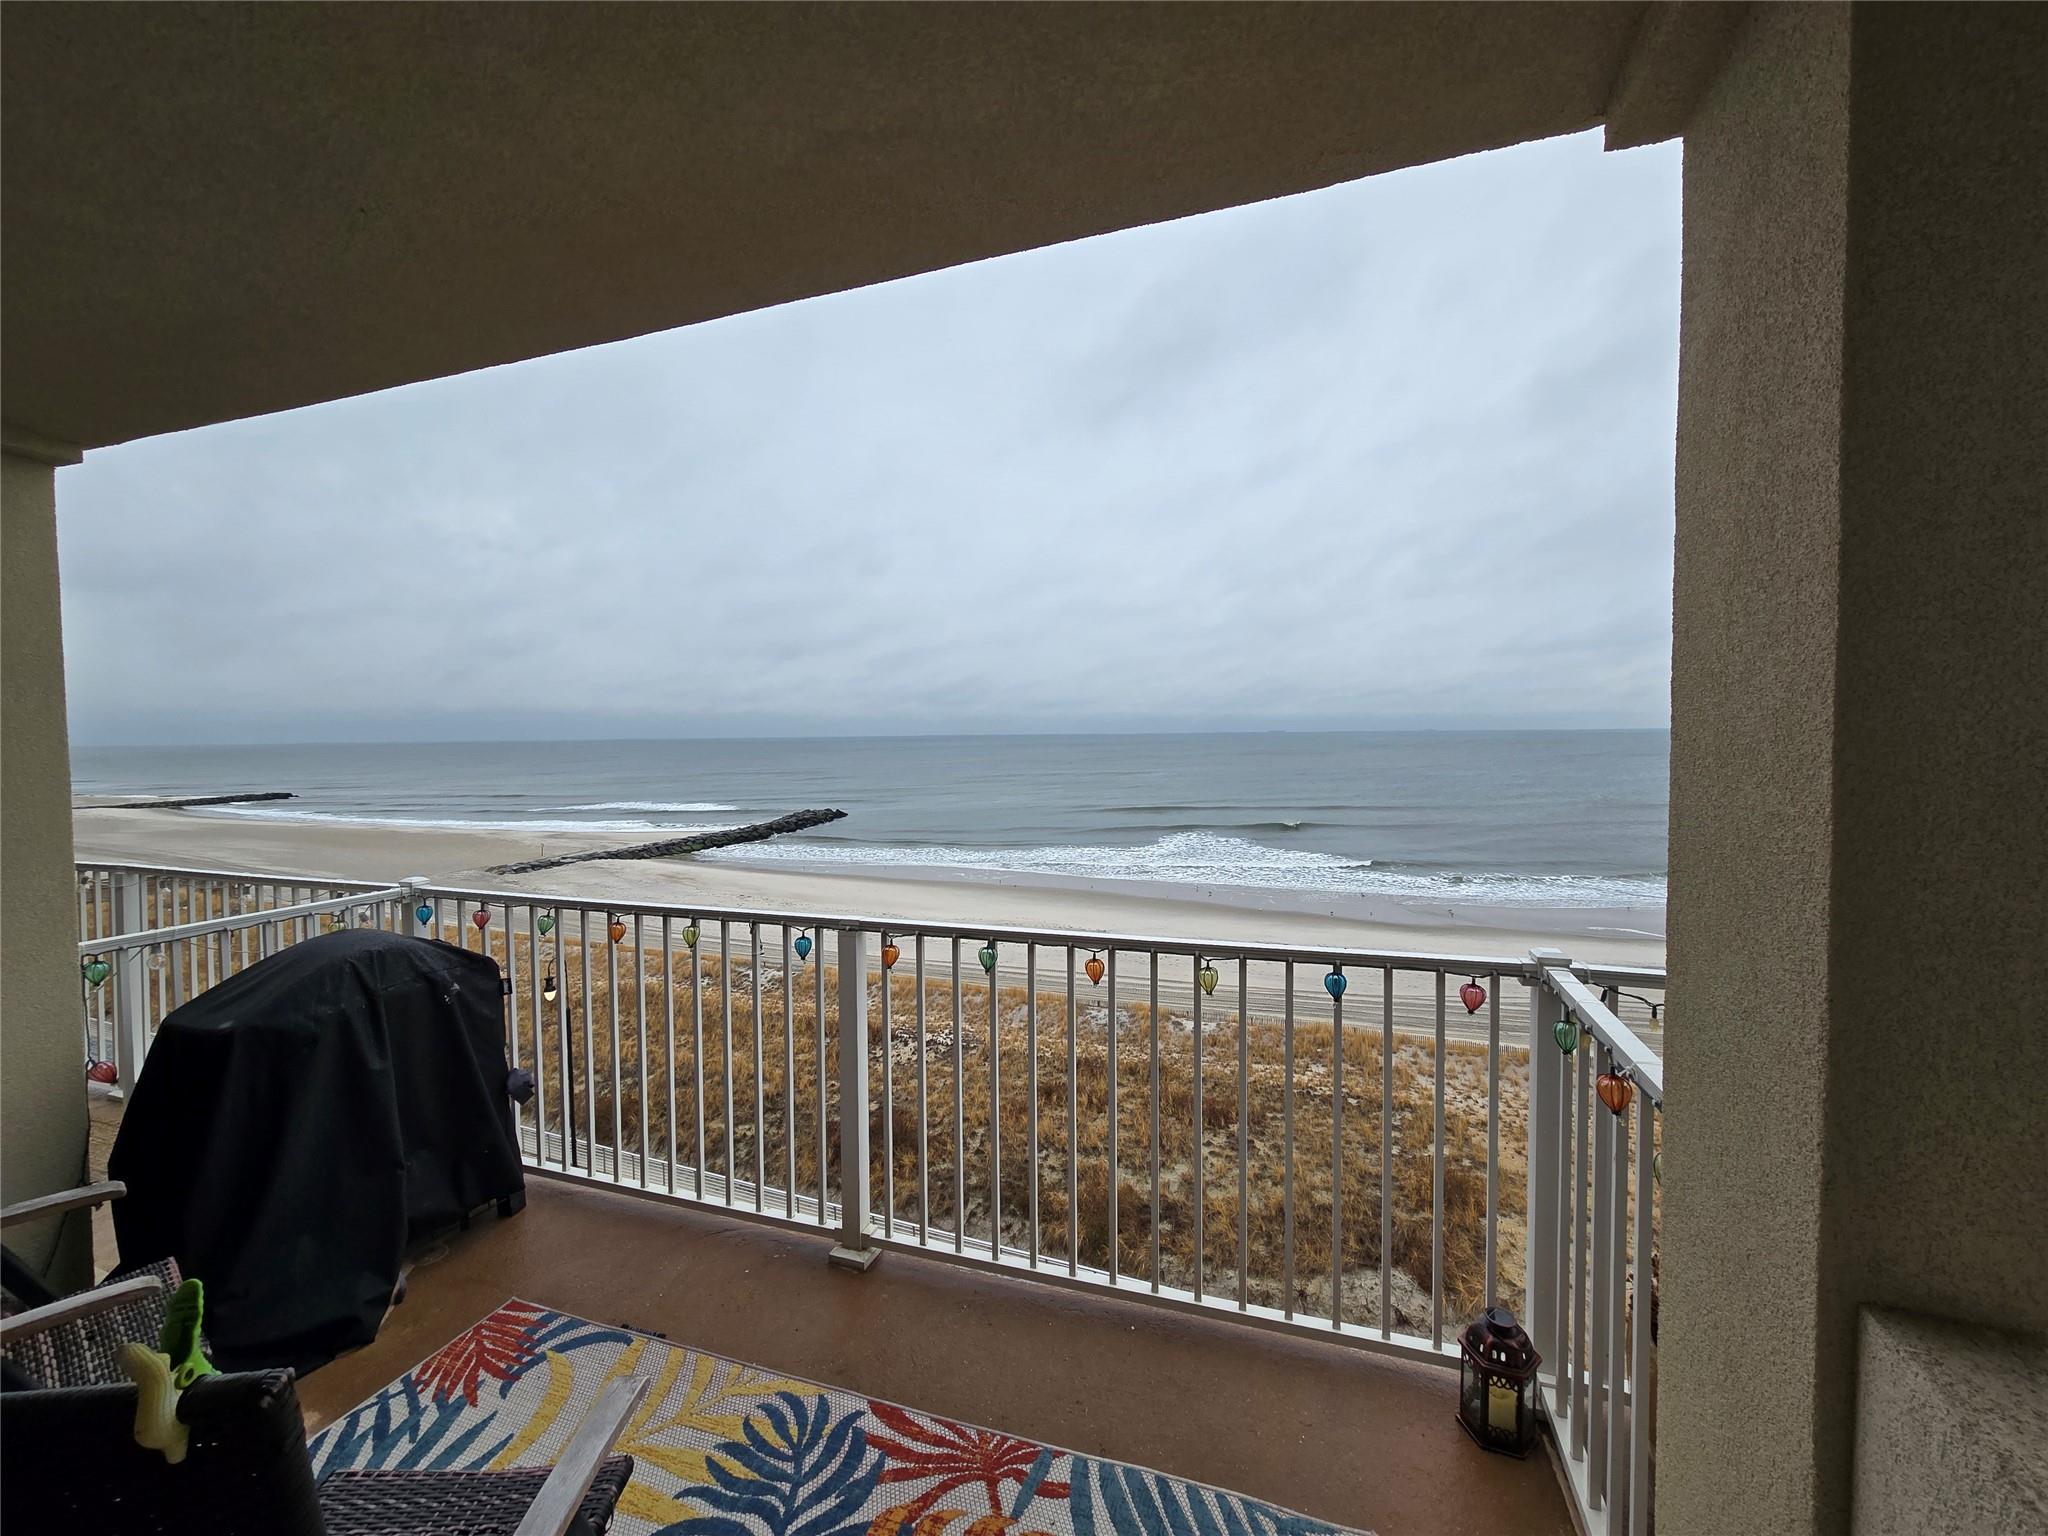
[
  {"x1": 201, "y1": 805, "x2": 733, "y2": 836},
  {"x1": 546, "y1": 801, "x2": 739, "y2": 813},
  {"x1": 714, "y1": 829, "x2": 1667, "y2": 908}
]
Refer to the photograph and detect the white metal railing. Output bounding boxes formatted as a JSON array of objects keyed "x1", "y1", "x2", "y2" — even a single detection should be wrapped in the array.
[
  {"x1": 72, "y1": 859, "x2": 1665, "y2": 1528},
  {"x1": 1527, "y1": 949, "x2": 1663, "y2": 1536},
  {"x1": 73, "y1": 862, "x2": 403, "y2": 1091}
]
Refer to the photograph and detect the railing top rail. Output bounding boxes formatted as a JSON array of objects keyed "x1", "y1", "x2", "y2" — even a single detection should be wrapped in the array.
[
  {"x1": 1579, "y1": 961, "x2": 1668, "y2": 989},
  {"x1": 74, "y1": 859, "x2": 392, "y2": 893},
  {"x1": 416, "y1": 880, "x2": 1542, "y2": 977},
  {"x1": 72, "y1": 858, "x2": 1668, "y2": 992},
  {"x1": 77, "y1": 886, "x2": 404, "y2": 957},
  {"x1": 1541, "y1": 962, "x2": 1665, "y2": 1105}
]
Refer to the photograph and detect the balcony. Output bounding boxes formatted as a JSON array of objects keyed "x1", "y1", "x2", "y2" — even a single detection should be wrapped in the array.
[{"x1": 74, "y1": 862, "x2": 1666, "y2": 1535}]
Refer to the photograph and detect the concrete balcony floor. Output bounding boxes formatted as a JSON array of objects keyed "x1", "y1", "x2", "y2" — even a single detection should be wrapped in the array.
[
  {"x1": 84, "y1": 1095, "x2": 1570, "y2": 1534},
  {"x1": 306, "y1": 1178, "x2": 1572, "y2": 1536}
]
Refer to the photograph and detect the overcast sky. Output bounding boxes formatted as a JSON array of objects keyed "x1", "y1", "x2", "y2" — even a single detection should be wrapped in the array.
[{"x1": 58, "y1": 130, "x2": 1680, "y2": 747}]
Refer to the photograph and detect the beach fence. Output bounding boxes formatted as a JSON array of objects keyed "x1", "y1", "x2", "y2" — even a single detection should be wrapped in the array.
[{"x1": 73, "y1": 859, "x2": 1666, "y2": 1536}]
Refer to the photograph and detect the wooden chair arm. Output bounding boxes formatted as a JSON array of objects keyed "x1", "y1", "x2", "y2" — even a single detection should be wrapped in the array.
[
  {"x1": 0, "y1": 1180, "x2": 125, "y2": 1231},
  {"x1": 0, "y1": 1273, "x2": 163, "y2": 1346},
  {"x1": 511, "y1": 1374, "x2": 650, "y2": 1536}
]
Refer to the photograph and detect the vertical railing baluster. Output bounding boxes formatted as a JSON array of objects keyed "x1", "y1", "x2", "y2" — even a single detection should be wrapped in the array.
[
  {"x1": 813, "y1": 930, "x2": 827, "y2": 1225},
  {"x1": 750, "y1": 921, "x2": 764, "y2": 1212},
  {"x1": 580, "y1": 909, "x2": 596, "y2": 1178},
  {"x1": 504, "y1": 903, "x2": 522, "y2": 1149},
  {"x1": 1106, "y1": 950, "x2": 1119, "y2": 1284},
  {"x1": 1572, "y1": 1024, "x2": 1589, "y2": 1441},
  {"x1": 1380, "y1": 967, "x2": 1395, "y2": 1339},
  {"x1": 1149, "y1": 951, "x2": 1162, "y2": 1292},
  {"x1": 988, "y1": 940, "x2": 1001, "y2": 1259},
  {"x1": 551, "y1": 909, "x2": 569, "y2": 1170},
  {"x1": 1330, "y1": 962, "x2": 1343, "y2": 1331},
  {"x1": 501, "y1": 909, "x2": 520, "y2": 1073},
  {"x1": 782, "y1": 924, "x2": 796, "y2": 1217},
  {"x1": 156, "y1": 880, "x2": 172, "y2": 1023},
  {"x1": 1190, "y1": 950, "x2": 1202, "y2": 1302},
  {"x1": 690, "y1": 919, "x2": 705, "y2": 1199},
  {"x1": 881, "y1": 937, "x2": 895, "y2": 1238},
  {"x1": 1485, "y1": 975, "x2": 1501, "y2": 1303},
  {"x1": 1026, "y1": 943, "x2": 1039, "y2": 1267},
  {"x1": 1065, "y1": 946, "x2": 1078, "y2": 1277},
  {"x1": 1283, "y1": 960, "x2": 1296, "y2": 1319},
  {"x1": 916, "y1": 934, "x2": 929, "y2": 1243},
  {"x1": 174, "y1": 880, "x2": 191, "y2": 1009},
  {"x1": 721, "y1": 921, "x2": 734, "y2": 1202},
  {"x1": 1432, "y1": 971, "x2": 1447, "y2": 1349},
  {"x1": 1236, "y1": 957, "x2": 1249, "y2": 1310},
  {"x1": 608, "y1": 915, "x2": 624, "y2": 1182},
  {"x1": 951, "y1": 937, "x2": 964, "y2": 1253},
  {"x1": 664, "y1": 916, "x2": 677, "y2": 1193},
  {"x1": 1526, "y1": 949, "x2": 1570, "y2": 1405},
  {"x1": 1629, "y1": 1095, "x2": 1656, "y2": 1536},
  {"x1": 1606, "y1": 1039, "x2": 1631, "y2": 1520},
  {"x1": 1589, "y1": 1039, "x2": 1614, "y2": 1507},
  {"x1": 1573, "y1": 1018, "x2": 1593, "y2": 1447},
  {"x1": 113, "y1": 872, "x2": 147, "y2": 1094},
  {"x1": 527, "y1": 905, "x2": 545, "y2": 1167},
  {"x1": 636, "y1": 915, "x2": 650, "y2": 1189}
]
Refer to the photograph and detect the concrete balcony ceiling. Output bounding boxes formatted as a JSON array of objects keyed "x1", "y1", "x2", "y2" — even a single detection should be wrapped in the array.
[{"x1": 0, "y1": 2, "x2": 1725, "y2": 453}]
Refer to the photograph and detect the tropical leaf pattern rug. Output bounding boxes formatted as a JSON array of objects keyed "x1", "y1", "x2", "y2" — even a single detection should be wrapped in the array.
[{"x1": 309, "y1": 1299, "x2": 1367, "y2": 1536}]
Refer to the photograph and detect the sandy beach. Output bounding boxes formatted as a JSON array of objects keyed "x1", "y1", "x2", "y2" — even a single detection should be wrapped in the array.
[{"x1": 73, "y1": 805, "x2": 1666, "y2": 971}]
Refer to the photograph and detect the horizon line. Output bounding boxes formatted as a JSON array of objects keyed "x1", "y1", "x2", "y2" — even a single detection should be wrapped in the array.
[{"x1": 72, "y1": 723, "x2": 1674, "y2": 752}]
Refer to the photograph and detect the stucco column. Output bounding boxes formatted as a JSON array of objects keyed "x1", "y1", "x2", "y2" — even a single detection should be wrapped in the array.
[
  {"x1": 1661, "y1": 7, "x2": 2047, "y2": 1534},
  {"x1": 1, "y1": 440, "x2": 91, "y2": 1289}
]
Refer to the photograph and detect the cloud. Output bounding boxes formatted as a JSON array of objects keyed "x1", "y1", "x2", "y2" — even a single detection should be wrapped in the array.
[{"x1": 57, "y1": 130, "x2": 1680, "y2": 746}]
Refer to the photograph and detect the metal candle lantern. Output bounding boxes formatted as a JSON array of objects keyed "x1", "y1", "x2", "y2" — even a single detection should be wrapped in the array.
[{"x1": 1456, "y1": 1306, "x2": 1541, "y2": 1456}]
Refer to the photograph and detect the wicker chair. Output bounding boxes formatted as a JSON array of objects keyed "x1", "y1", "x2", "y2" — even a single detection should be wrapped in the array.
[
  {"x1": 1, "y1": 1181, "x2": 193, "y2": 1389},
  {"x1": 2, "y1": 1185, "x2": 643, "y2": 1535},
  {"x1": 0, "y1": 1357, "x2": 643, "y2": 1536}
]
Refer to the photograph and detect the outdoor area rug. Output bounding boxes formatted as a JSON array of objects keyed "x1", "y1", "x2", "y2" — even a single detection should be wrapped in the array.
[{"x1": 309, "y1": 1298, "x2": 1366, "y2": 1536}]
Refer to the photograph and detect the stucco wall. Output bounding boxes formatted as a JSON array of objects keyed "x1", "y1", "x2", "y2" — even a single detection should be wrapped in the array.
[
  {"x1": 0, "y1": 448, "x2": 90, "y2": 1288},
  {"x1": 1663, "y1": 7, "x2": 2047, "y2": 1534},
  {"x1": 1826, "y1": 3, "x2": 2048, "y2": 1341},
  {"x1": 1662, "y1": 5, "x2": 1852, "y2": 1530},
  {"x1": 1852, "y1": 1308, "x2": 2048, "y2": 1535}
]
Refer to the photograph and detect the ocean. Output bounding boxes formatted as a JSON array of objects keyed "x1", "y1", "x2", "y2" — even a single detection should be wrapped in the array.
[{"x1": 72, "y1": 731, "x2": 1668, "y2": 911}]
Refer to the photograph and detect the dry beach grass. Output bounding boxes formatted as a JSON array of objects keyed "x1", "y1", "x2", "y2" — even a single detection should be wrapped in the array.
[
  {"x1": 83, "y1": 882, "x2": 1662, "y2": 1341},
  {"x1": 489, "y1": 924, "x2": 1542, "y2": 1333}
]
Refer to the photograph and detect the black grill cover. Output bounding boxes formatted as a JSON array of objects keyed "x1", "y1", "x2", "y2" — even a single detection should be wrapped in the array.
[{"x1": 110, "y1": 930, "x2": 523, "y2": 1374}]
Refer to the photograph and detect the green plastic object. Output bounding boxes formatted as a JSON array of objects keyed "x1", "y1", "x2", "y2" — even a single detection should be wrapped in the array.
[{"x1": 159, "y1": 1278, "x2": 219, "y2": 1389}]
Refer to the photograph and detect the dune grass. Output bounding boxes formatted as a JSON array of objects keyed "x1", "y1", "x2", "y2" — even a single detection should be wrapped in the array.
[
  {"x1": 90, "y1": 890, "x2": 1662, "y2": 1341},
  {"x1": 484, "y1": 926, "x2": 1553, "y2": 1336}
]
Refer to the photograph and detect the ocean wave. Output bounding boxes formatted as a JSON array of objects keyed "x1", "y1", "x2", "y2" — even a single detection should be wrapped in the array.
[
  {"x1": 714, "y1": 829, "x2": 1666, "y2": 908},
  {"x1": 1102, "y1": 803, "x2": 1397, "y2": 815},
  {"x1": 200, "y1": 805, "x2": 734, "y2": 836},
  {"x1": 544, "y1": 801, "x2": 740, "y2": 813},
  {"x1": 1094, "y1": 819, "x2": 1317, "y2": 834}
]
